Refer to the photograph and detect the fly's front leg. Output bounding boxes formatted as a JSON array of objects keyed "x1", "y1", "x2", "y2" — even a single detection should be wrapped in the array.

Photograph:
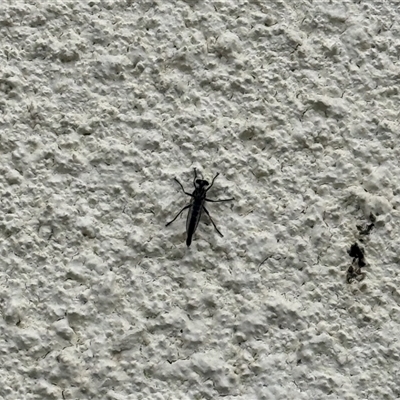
[
  {"x1": 193, "y1": 168, "x2": 198, "y2": 188},
  {"x1": 205, "y1": 172, "x2": 220, "y2": 192},
  {"x1": 174, "y1": 178, "x2": 193, "y2": 197},
  {"x1": 205, "y1": 197, "x2": 234, "y2": 203},
  {"x1": 166, "y1": 204, "x2": 191, "y2": 226},
  {"x1": 202, "y1": 206, "x2": 223, "y2": 237}
]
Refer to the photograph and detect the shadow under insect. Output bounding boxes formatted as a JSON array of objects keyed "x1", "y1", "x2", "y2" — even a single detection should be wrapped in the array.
[{"x1": 166, "y1": 168, "x2": 234, "y2": 247}]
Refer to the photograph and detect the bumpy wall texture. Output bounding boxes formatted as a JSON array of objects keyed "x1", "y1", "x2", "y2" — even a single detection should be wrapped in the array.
[{"x1": 1, "y1": 1, "x2": 400, "y2": 399}]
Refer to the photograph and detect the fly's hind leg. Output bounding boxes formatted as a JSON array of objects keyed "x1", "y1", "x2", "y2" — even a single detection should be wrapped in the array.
[
  {"x1": 166, "y1": 204, "x2": 191, "y2": 226},
  {"x1": 202, "y1": 206, "x2": 223, "y2": 237}
]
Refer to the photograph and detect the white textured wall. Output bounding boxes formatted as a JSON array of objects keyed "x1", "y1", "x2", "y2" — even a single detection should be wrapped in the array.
[{"x1": 1, "y1": 1, "x2": 400, "y2": 399}]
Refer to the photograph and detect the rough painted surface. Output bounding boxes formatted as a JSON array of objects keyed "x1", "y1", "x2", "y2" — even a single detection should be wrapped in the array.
[{"x1": 1, "y1": 1, "x2": 400, "y2": 399}]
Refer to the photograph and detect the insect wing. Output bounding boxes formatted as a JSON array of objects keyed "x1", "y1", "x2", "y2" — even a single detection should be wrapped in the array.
[{"x1": 186, "y1": 201, "x2": 201, "y2": 237}]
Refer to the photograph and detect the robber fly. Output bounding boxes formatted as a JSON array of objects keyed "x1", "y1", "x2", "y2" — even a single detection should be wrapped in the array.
[{"x1": 166, "y1": 168, "x2": 234, "y2": 246}]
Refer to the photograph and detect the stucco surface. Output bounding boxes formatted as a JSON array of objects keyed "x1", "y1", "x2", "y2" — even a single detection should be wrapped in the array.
[{"x1": 1, "y1": 1, "x2": 400, "y2": 399}]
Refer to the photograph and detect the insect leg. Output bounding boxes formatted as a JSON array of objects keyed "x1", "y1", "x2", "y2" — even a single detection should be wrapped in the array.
[
  {"x1": 166, "y1": 204, "x2": 191, "y2": 226},
  {"x1": 206, "y1": 197, "x2": 234, "y2": 202},
  {"x1": 202, "y1": 206, "x2": 223, "y2": 237},
  {"x1": 205, "y1": 172, "x2": 220, "y2": 192},
  {"x1": 174, "y1": 178, "x2": 193, "y2": 196},
  {"x1": 193, "y1": 168, "x2": 198, "y2": 188}
]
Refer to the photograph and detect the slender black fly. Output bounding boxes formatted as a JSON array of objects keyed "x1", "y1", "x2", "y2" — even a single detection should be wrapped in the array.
[{"x1": 166, "y1": 168, "x2": 234, "y2": 246}]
